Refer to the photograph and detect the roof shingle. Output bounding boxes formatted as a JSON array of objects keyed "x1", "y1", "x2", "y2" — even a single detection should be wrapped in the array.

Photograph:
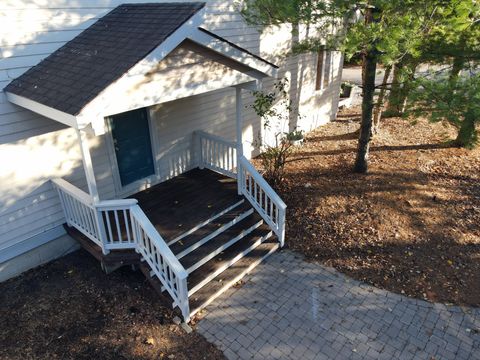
[{"x1": 5, "y1": 2, "x2": 206, "y2": 115}]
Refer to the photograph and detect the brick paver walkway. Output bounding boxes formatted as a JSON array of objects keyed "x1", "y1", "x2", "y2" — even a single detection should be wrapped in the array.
[{"x1": 197, "y1": 251, "x2": 480, "y2": 359}]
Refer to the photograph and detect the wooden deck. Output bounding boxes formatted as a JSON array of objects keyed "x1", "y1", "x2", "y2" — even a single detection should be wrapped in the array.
[
  {"x1": 131, "y1": 168, "x2": 242, "y2": 242},
  {"x1": 65, "y1": 167, "x2": 280, "y2": 318}
]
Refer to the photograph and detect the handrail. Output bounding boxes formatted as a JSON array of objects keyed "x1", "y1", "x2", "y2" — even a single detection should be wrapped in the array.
[
  {"x1": 238, "y1": 155, "x2": 287, "y2": 247},
  {"x1": 239, "y1": 157, "x2": 287, "y2": 209},
  {"x1": 130, "y1": 207, "x2": 187, "y2": 278},
  {"x1": 195, "y1": 130, "x2": 237, "y2": 178},
  {"x1": 51, "y1": 178, "x2": 93, "y2": 205},
  {"x1": 130, "y1": 206, "x2": 190, "y2": 321},
  {"x1": 52, "y1": 177, "x2": 190, "y2": 321},
  {"x1": 195, "y1": 130, "x2": 237, "y2": 148},
  {"x1": 52, "y1": 178, "x2": 101, "y2": 247},
  {"x1": 95, "y1": 199, "x2": 138, "y2": 208}
]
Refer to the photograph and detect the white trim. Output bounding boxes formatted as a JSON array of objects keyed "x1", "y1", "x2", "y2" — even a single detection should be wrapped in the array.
[
  {"x1": 233, "y1": 81, "x2": 258, "y2": 91},
  {"x1": 126, "y1": 9, "x2": 206, "y2": 78},
  {"x1": 235, "y1": 87, "x2": 243, "y2": 194},
  {"x1": 147, "y1": 107, "x2": 162, "y2": 179},
  {"x1": 0, "y1": 225, "x2": 66, "y2": 264},
  {"x1": 76, "y1": 128, "x2": 100, "y2": 202},
  {"x1": 105, "y1": 109, "x2": 160, "y2": 198},
  {"x1": 188, "y1": 28, "x2": 278, "y2": 78},
  {"x1": 75, "y1": 9, "x2": 206, "y2": 127},
  {"x1": 5, "y1": 8, "x2": 278, "y2": 131},
  {"x1": 5, "y1": 92, "x2": 78, "y2": 128}
]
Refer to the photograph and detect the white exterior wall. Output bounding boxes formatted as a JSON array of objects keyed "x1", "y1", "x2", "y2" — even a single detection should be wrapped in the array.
[{"x1": 0, "y1": 0, "x2": 343, "y2": 277}]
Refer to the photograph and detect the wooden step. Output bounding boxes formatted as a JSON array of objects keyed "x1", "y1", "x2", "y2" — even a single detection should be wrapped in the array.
[
  {"x1": 179, "y1": 213, "x2": 264, "y2": 273},
  {"x1": 168, "y1": 199, "x2": 247, "y2": 246},
  {"x1": 170, "y1": 202, "x2": 253, "y2": 258},
  {"x1": 187, "y1": 225, "x2": 274, "y2": 296},
  {"x1": 64, "y1": 224, "x2": 141, "y2": 267},
  {"x1": 189, "y1": 240, "x2": 279, "y2": 317}
]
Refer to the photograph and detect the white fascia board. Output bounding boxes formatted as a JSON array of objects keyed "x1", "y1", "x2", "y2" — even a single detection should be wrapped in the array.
[
  {"x1": 76, "y1": 8, "x2": 206, "y2": 127},
  {"x1": 127, "y1": 8, "x2": 206, "y2": 77},
  {"x1": 233, "y1": 80, "x2": 259, "y2": 91},
  {"x1": 80, "y1": 70, "x2": 255, "y2": 123},
  {"x1": 188, "y1": 28, "x2": 278, "y2": 78},
  {"x1": 5, "y1": 92, "x2": 78, "y2": 128}
]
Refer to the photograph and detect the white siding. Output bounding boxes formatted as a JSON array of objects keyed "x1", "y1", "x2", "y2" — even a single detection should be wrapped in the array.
[{"x1": 0, "y1": 0, "x2": 343, "y2": 263}]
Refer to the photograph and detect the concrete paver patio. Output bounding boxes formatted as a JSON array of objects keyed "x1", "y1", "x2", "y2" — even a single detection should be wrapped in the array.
[{"x1": 197, "y1": 250, "x2": 480, "y2": 360}]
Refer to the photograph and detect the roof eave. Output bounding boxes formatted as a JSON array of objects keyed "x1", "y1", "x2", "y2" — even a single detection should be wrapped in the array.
[
  {"x1": 188, "y1": 28, "x2": 278, "y2": 78},
  {"x1": 6, "y1": 92, "x2": 78, "y2": 128}
]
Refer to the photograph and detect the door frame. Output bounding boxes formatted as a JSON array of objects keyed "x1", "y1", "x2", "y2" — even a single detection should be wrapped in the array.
[{"x1": 105, "y1": 107, "x2": 161, "y2": 198}]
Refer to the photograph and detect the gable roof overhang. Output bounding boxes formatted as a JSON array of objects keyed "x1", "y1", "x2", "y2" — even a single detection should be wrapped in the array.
[{"x1": 4, "y1": 3, "x2": 278, "y2": 135}]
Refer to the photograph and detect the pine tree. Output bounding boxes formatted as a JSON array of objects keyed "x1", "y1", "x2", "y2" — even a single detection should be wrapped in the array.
[{"x1": 240, "y1": 0, "x2": 480, "y2": 170}]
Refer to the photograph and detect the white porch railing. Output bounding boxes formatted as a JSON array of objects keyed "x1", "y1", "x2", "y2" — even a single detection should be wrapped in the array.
[
  {"x1": 238, "y1": 156, "x2": 287, "y2": 247},
  {"x1": 195, "y1": 130, "x2": 237, "y2": 178},
  {"x1": 52, "y1": 131, "x2": 286, "y2": 322},
  {"x1": 52, "y1": 178, "x2": 190, "y2": 322},
  {"x1": 52, "y1": 178, "x2": 103, "y2": 247},
  {"x1": 195, "y1": 132, "x2": 287, "y2": 247}
]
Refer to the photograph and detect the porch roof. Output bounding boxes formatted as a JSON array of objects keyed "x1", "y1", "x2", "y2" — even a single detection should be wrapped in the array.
[{"x1": 4, "y1": 2, "x2": 278, "y2": 131}]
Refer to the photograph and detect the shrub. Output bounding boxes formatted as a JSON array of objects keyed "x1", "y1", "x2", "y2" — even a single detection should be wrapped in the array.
[
  {"x1": 250, "y1": 78, "x2": 300, "y2": 188},
  {"x1": 258, "y1": 139, "x2": 293, "y2": 189}
]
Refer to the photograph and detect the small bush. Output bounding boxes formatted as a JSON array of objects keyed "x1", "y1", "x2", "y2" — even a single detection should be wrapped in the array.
[
  {"x1": 258, "y1": 138, "x2": 293, "y2": 189},
  {"x1": 250, "y1": 78, "x2": 300, "y2": 188}
]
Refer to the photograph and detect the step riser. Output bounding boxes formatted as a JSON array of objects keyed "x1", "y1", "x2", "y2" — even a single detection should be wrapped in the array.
[
  {"x1": 167, "y1": 199, "x2": 244, "y2": 246},
  {"x1": 186, "y1": 220, "x2": 264, "y2": 274},
  {"x1": 188, "y1": 231, "x2": 273, "y2": 297},
  {"x1": 189, "y1": 243, "x2": 280, "y2": 318},
  {"x1": 176, "y1": 208, "x2": 254, "y2": 259}
]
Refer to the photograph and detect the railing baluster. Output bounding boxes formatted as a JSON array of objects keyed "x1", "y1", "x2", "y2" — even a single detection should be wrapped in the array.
[
  {"x1": 71, "y1": 196, "x2": 83, "y2": 228},
  {"x1": 104, "y1": 212, "x2": 114, "y2": 244},
  {"x1": 237, "y1": 156, "x2": 287, "y2": 248},
  {"x1": 123, "y1": 209, "x2": 131, "y2": 243},
  {"x1": 113, "y1": 210, "x2": 122, "y2": 243},
  {"x1": 53, "y1": 178, "x2": 190, "y2": 322},
  {"x1": 83, "y1": 206, "x2": 94, "y2": 235},
  {"x1": 195, "y1": 131, "x2": 237, "y2": 179}
]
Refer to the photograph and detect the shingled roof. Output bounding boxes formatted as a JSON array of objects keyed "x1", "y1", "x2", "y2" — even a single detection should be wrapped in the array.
[{"x1": 5, "y1": 2, "x2": 206, "y2": 116}]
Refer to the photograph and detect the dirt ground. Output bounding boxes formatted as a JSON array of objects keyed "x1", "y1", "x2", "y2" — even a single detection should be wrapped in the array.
[
  {"x1": 0, "y1": 250, "x2": 225, "y2": 360},
  {"x1": 281, "y1": 107, "x2": 480, "y2": 307}
]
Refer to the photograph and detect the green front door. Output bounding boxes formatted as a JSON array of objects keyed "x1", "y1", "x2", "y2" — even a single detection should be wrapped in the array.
[{"x1": 110, "y1": 108, "x2": 155, "y2": 187}]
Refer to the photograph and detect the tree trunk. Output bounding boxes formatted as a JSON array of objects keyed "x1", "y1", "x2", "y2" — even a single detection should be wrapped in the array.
[
  {"x1": 449, "y1": 56, "x2": 464, "y2": 85},
  {"x1": 354, "y1": 50, "x2": 377, "y2": 173},
  {"x1": 384, "y1": 60, "x2": 417, "y2": 117},
  {"x1": 455, "y1": 111, "x2": 477, "y2": 148},
  {"x1": 372, "y1": 65, "x2": 392, "y2": 134},
  {"x1": 384, "y1": 62, "x2": 403, "y2": 117}
]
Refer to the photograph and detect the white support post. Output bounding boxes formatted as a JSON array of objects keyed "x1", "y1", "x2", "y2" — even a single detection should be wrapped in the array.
[
  {"x1": 235, "y1": 87, "x2": 243, "y2": 195},
  {"x1": 76, "y1": 128, "x2": 99, "y2": 203},
  {"x1": 76, "y1": 128, "x2": 109, "y2": 255}
]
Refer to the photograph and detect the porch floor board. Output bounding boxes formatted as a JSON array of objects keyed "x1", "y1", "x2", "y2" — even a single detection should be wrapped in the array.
[{"x1": 131, "y1": 168, "x2": 241, "y2": 242}]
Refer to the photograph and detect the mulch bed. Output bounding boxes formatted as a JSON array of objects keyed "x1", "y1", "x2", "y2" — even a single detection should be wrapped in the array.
[
  {"x1": 0, "y1": 250, "x2": 225, "y2": 360},
  {"x1": 279, "y1": 107, "x2": 480, "y2": 307}
]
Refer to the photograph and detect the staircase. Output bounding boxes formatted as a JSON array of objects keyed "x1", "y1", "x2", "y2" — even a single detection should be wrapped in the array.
[
  {"x1": 166, "y1": 199, "x2": 278, "y2": 317},
  {"x1": 54, "y1": 132, "x2": 286, "y2": 323},
  {"x1": 66, "y1": 197, "x2": 279, "y2": 320}
]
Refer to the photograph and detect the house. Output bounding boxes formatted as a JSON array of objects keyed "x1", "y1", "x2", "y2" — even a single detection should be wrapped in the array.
[{"x1": 0, "y1": 1, "x2": 343, "y2": 321}]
